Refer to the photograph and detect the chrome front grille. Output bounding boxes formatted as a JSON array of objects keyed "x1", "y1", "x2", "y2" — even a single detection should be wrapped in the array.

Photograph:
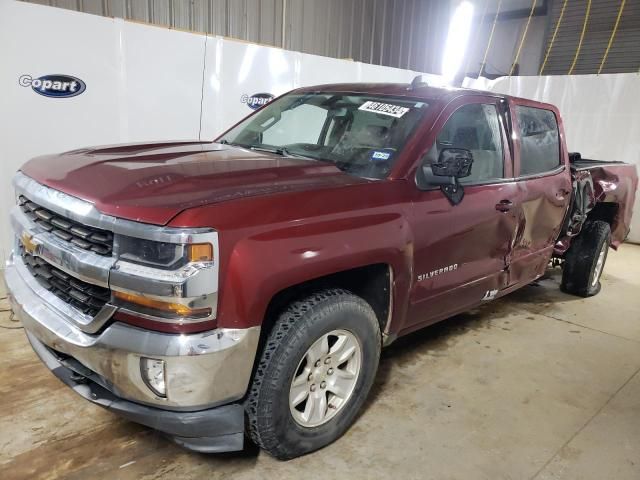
[
  {"x1": 18, "y1": 195, "x2": 114, "y2": 256},
  {"x1": 20, "y1": 248, "x2": 110, "y2": 317}
]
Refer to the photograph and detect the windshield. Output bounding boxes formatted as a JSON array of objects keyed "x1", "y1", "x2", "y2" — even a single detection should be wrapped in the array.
[{"x1": 219, "y1": 92, "x2": 429, "y2": 179}]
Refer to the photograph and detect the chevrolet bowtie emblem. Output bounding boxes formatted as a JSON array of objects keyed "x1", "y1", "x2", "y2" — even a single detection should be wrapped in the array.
[{"x1": 21, "y1": 232, "x2": 39, "y2": 255}]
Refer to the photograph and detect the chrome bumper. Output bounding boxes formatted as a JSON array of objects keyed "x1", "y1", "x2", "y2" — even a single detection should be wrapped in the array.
[
  {"x1": 4, "y1": 253, "x2": 260, "y2": 410},
  {"x1": 25, "y1": 330, "x2": 246, "y2": 453}
]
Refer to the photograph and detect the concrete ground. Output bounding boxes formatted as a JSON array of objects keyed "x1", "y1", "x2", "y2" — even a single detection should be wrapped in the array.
[{"x1": 1, "y1": 245, "x2": 639, "y2": 480}]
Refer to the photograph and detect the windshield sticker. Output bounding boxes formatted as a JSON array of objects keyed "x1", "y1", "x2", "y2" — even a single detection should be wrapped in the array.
[
  {"x1": 358, "y1": 101, "x2": 410, "y2": 118},
  {"x1": 370, "y1": 149, "x2": 394, "y2": 162}
]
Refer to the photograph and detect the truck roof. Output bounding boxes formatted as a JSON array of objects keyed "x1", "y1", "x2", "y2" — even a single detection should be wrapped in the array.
[{"x1": 295, "y1": 82, "x2": 556, "y2": 110}]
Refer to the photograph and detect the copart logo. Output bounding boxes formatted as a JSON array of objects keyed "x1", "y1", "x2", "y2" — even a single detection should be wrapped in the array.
[
  {"x1": 241, "y1": 92, "x2": 274, "y2": 110},
  {"x1": 19, "y1": 74, "x2": 86, "y2": 98}
]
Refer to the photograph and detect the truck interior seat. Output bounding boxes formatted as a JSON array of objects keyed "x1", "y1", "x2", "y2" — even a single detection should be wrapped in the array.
[
  {"x1": 453, "y1": 126, "x2": 480, "y2": 150},
  {"x1": 452, "y1": 125, "x2": 502, "y2": 183}
]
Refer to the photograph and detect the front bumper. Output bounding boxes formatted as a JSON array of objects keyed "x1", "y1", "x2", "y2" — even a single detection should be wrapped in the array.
[
  {"x1": 5, "y1": 254, "x2": 260, "y2": 410},
  {"x1": 4, "y1": 253, "x2": 260, "y2": 451},
  {"x1": 26, "y1": 330, "x2": 245, "y2": 452}
]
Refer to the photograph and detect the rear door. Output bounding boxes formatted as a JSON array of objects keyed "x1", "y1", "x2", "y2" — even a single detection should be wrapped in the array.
[
  {"x1": 507, "y1": 100, "x2": 572, "y2": 287},
  {"x1": 404, "y1": 96, "x2": 520, "y2": 331}
]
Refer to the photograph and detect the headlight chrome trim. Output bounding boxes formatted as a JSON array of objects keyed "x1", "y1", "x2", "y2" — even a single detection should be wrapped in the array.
[{"x1": 110, "y1": 230, "x2": 220, "y2": 322}]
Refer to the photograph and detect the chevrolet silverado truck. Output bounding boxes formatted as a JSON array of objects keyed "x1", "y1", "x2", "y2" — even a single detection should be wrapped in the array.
[{"x1": 4, "y1": 81, "x2": 637, "y2": 460}]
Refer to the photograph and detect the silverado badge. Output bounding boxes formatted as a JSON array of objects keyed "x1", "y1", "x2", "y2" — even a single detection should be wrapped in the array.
[{"x1": 417, "y1": 264, "x2": 458, "y2": 282}]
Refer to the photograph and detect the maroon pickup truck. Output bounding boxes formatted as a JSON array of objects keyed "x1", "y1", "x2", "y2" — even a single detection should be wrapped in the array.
[{"x1": 4, "y1": 81, "x2": 637, "y2": 460}]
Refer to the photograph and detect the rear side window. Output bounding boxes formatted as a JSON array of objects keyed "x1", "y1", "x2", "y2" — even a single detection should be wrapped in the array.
[{"x1": 516, "y1": 106, "x2": 560, "y2": 176}]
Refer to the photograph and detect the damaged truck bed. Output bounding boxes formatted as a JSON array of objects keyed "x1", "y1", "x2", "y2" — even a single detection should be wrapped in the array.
[{"x1": 557, "y1": 153, "x2": 637, "y2": 254}]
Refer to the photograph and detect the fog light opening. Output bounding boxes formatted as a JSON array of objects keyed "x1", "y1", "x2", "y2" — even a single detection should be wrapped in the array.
[{"x1": 140, "y1": 357, "x2": 167, "y2": 398}]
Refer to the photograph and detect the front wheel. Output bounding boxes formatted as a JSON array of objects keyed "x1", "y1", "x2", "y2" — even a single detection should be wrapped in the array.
[
  {"x1": 246, "y1": 289, "x2": 381, "y2": 460},
  {"x1": 561, "y1": 220, "x2": 611, "y2": 297}
]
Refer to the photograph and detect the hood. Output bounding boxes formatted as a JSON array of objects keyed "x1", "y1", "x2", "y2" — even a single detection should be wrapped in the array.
[{"x1": 20, "y1": 141, "x2": 366, "y2": 225}]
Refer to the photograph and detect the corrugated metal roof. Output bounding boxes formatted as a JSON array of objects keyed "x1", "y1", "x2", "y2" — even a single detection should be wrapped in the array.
[{"x1": 541, "y1": 0, "x2": 640, "y2": 74}]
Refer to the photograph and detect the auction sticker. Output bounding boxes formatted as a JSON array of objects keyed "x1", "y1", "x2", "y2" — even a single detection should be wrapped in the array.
[
  {"x1": 358, "y1": 101, "x2": 409, "y2": 118},
  {"x1": 369, "y1": 149, "x2": 394, "y2": 162}
]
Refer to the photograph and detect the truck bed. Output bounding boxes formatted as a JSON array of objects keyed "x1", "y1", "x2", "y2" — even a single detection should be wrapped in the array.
[
  {"x1": 569, "y1": 153, "x2": 625, "y2": 170},
  {"x1": 567, "y1": 153, "x2": 638, "y2": 249}
]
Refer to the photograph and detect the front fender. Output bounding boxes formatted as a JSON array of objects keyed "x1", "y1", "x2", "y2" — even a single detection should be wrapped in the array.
[{"x1": 216, "y1": 212, "x2": 414, "y2": 330}]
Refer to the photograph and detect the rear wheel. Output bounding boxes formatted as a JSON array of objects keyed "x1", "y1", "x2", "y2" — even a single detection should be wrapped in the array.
[
  {"x1": 561, "y1": 220, "x2": 611, "y2": 297},
  {"x1": 246, "y1": 289, "x2": 381, "y2": 460}
]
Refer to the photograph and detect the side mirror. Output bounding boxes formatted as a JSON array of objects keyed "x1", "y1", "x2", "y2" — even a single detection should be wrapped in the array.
[
  {"x1": 432, "y1": 148, "x2": 473, "y2": 178},
  {"x1": 420, "y1": 148, "x2": 474, "y2": 205}
]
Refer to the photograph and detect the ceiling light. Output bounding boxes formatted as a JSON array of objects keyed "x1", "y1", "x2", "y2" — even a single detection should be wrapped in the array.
[{"x1": 442, "y1": 1, "x2": 475, "y2": 83}]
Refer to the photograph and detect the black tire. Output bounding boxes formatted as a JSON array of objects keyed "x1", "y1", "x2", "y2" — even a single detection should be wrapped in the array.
[
  {"x1": 561, "y1": 220, "x2": 611, "y2": 297},
  {"x1": 246, "y1": 288, "x2": 381, "y2": 460}
]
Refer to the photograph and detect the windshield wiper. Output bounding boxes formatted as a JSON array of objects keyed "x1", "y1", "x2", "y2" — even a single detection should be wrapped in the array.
[
  {"x1": 218, "y1": 139, "x2": 259, "y2": 150},
  {"x1": 248, "y1": 145, "x2": 314, "y2": 160},
  {"x1": 217, "y1": 139, "x2": 246, "y2": 147},
  {"x1": 219, "y1": 140, "x2": 315, "y2": 160},
  {"x1": 249, "y1": 145, "x2": 288, "y2": 155}
]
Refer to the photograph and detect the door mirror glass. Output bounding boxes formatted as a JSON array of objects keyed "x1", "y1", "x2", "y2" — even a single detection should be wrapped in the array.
[
  {"x1": 419, "y1": 148, "x2": 474, "y2": 205},
  {"x1": 432, "y1": 148, "x2": 473, "y2": 178}
]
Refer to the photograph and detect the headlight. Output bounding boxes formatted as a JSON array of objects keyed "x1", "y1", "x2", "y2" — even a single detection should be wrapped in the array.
[
  {"x1": 116, "y1": 236, "x2": 213, "y2": 269},
  {"x1": 110, "y1": 229, "x2": 219, "y2": 334}
]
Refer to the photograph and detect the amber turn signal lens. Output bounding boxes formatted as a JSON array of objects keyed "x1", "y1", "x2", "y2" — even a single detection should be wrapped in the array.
[
  {"x1": 188, "y1": 243, "x2": 213, "y2": 262},
  {"x1": 113, "y1": 291, "x2": 211, "y2": 317},
  {"x1": 114, "y1": 310, "x2": 216, "y2": 334}
]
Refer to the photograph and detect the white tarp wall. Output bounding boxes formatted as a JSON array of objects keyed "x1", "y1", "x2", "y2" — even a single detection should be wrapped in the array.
[
  {"x1": 0, "y1": 0, "x2": 441, "y2": 265},
  {"x1": 465, "y1": 74, "x2": 640, "y2": 244}
]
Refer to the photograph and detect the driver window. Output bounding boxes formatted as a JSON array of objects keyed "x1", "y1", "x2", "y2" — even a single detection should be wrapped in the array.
[
  {"x1": 423, "y1": 103, "x2": 504, "y2": 184},
  {"x1": 262, "y1": 104, "x2": 328, "y2": 145}
]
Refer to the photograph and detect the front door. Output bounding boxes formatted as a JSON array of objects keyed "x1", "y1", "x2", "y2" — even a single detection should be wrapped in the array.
[{"x1": 404, "y1": 97, "x2": 520, "y2": 332}]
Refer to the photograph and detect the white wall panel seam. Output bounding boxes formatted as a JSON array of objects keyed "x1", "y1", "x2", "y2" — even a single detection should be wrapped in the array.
[{"x1": 198, "y1": 34, "x2": 208, "y2": 140}]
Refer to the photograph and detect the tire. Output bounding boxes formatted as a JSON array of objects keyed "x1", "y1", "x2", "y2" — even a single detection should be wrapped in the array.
[
  {"x1": 561, "y1": 220, "x2": 611, "y2": 297},
  {"x1": 246, "y1": 288, "x2": 381, "y2": 460}
]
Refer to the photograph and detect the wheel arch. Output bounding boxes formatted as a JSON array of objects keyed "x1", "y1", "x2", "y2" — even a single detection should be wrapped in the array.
[{"x1": 259, "y1": 263, "x2": 394, "y2": 351}]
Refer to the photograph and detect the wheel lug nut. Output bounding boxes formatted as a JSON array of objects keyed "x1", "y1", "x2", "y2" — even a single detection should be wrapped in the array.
[
  {"x1": 310, "y1": 384, "x2": 316, "y2": 392},
  {"x1": 324, "y1": 357, "x2": 331, "y2": 364},
  {"x1": 307, "y1": 373, "x2": 313, "y2": 381},
  {"x1": 315, "y1": 360, "x2": 321, "y2": 367},
  {"x1": 327, "y1": 368, "x2": 333, "y2": 375},
  {"x1": 320, "y1": 381, "x2": 326, "y2": 389}
]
